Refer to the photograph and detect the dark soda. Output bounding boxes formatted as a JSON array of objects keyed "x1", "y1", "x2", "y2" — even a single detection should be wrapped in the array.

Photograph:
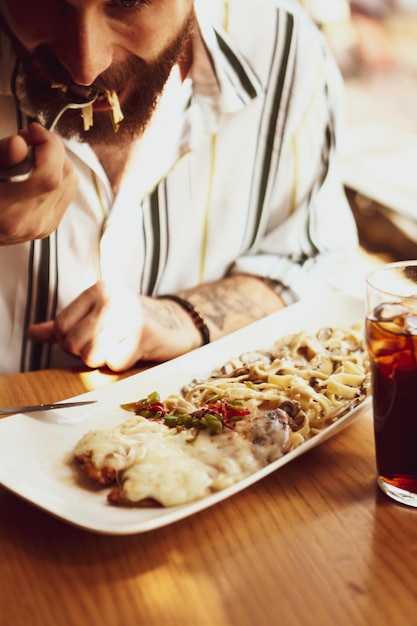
[{"x1": 365, "y1": 303, "x2": 417, "y2": 496}]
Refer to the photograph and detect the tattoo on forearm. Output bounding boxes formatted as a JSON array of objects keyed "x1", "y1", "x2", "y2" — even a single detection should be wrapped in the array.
[
  {"x1": 142, "y1": 299, "x2": 183, "y2": 331},
  {"x1": 182, "y1": 276, "x2": 279, "y2": 333}
]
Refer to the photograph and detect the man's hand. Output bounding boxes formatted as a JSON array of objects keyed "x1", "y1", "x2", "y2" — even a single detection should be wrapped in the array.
[
  {"x1": 26, "y1": 281, "x2": 202, "y2": 371},
  {"x1": 0, "y1": 133, "x2": 28, "y2": 167},
  {"x1": 26, "y1": 276, "x2": 284, "y2": 372},
  {"x1": 0, "y1": 123, "x2": 78, "y2": 244}
]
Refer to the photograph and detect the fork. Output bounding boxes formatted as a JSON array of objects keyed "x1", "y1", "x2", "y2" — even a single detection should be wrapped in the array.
[{"x1": 0, "y1": 90, "x2": 98, "y2": 183}]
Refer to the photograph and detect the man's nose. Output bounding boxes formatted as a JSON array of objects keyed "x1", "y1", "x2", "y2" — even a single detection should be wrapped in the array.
[{"x1": 54, "y1": 11, "x2": 113, "y2": 86}]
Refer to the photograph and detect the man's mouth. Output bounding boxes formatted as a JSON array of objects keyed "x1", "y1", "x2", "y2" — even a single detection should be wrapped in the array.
[
  {"x1": 92, "y1": 89, "x2": 120, "y2": 111},
  {"x1": 51, "y1": 82, "x2": 124, "y2": 110},
  {"x1": 92, "y1": 95, "x2": 111, "y2": 112},
  {"x1": 51, "y1": 83, "x2": 125, "y2": 132}
]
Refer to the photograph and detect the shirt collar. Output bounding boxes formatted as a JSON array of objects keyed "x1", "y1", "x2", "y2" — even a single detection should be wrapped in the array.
[{"x1": 192, "y1": 3, "x2": 263, "y2": 117}]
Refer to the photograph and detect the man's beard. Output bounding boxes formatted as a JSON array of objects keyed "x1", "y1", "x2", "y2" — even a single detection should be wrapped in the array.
[{"x1": 7, "y1": 13, "x2": 196, "y2": 146}]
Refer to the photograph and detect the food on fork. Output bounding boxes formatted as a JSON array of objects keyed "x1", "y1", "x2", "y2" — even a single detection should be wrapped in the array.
[
  {"x1": 106, "y1": 90, "x2": 124, "y2": 132},
  {"x1": 81, "y1": 102, "x2": 94, "y2": 131},
  {"x1": 73, "y1": 324, "x2": 370, "y2": 508},
  {"x1": 79, "y1": 90, "x2": 124, "y2": 132},
  {"x1": 51, "y1": 84, "x2": 124, "y2": 132}
]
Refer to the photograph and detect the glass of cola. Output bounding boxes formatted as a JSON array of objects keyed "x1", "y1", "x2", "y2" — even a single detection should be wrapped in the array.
[{"x1": 366, "y1": 260, "x2": 417, "y2": 506}]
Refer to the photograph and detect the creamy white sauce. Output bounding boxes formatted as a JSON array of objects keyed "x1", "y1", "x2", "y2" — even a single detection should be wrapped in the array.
[{"x1": 74, "y1": 412, "x2": 290, "y2": 507}]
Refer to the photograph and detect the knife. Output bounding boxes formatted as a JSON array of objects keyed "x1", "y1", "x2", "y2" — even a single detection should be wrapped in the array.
[{"x1": 0, "y1": 400, "x2": 97, "y2": 415}]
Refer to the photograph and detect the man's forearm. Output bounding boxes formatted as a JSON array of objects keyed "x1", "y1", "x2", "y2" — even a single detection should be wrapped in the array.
[
  {"x1": 138, "y1": 275, "x2": 286, "y2": 364},
  {"x1": 178, "y1": 274, "x2": 285, "y2": 343}
]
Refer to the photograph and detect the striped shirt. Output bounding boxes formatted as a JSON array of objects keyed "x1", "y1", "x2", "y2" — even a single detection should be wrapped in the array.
[{"x1": 0, "y1": 0, "x2": 358, "y2": 373}]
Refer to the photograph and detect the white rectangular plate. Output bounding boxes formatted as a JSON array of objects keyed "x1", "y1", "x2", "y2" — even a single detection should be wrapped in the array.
[{"x1": 0, "y1": 292, "x2": 370, "y2": 534}]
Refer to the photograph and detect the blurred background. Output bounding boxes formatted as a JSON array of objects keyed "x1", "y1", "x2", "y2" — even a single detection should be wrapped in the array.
[{"x1": 300, "y1": 0, "x2": 417, "y2": 263}]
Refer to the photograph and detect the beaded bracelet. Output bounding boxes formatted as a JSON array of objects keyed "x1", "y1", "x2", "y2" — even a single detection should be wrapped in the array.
[{"x1": 158, "y1": 294, "x2": 211, "y2": 346}]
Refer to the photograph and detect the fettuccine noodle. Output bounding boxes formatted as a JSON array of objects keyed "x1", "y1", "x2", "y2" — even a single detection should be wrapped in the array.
[{"x1": 165, "y1": 324, "x2": 370, "y2": 450}]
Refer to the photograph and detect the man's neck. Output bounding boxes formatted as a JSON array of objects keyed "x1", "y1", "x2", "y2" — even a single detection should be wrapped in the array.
[
  {"x1": 178, "y1": 37, "x2": 193, "y2": 81},
  {"x1": 93, "y1": 142, "x2": 135, "y2": 196}
]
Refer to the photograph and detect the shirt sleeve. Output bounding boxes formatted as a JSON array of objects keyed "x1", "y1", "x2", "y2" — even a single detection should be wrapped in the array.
[{"x1": 229, "y1": 20, "x2": 359, "y2": 304}]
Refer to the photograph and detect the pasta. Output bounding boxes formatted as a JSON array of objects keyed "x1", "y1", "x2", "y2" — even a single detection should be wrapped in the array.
[
  {"x1": 165, "y1": 324, "x2": 371, "y2": 451},
  {"x1": 106, "y1": 90, "x2": 124, "y2": 132},
  {"x1": 81, "y1": 103, "x2": 94, "y2": 131},
  {"x1": 79, "y1": 90, "x2": 124, "y2": 132}
]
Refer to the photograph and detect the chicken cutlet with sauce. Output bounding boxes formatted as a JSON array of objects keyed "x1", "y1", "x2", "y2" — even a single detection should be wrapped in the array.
[{"x1": 74, "y1": 408, "x2": 291, "y2": 507}]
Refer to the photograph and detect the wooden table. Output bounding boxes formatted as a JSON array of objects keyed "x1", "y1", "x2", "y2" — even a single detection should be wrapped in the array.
[{"x1": 0, "y1": 367, "x2": 416, "y2": 626}]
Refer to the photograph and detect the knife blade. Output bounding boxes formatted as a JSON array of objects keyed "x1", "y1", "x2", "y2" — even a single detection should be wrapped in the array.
[{"x1": 0, "y1": 400, "x2": 97, "y2": 415}]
